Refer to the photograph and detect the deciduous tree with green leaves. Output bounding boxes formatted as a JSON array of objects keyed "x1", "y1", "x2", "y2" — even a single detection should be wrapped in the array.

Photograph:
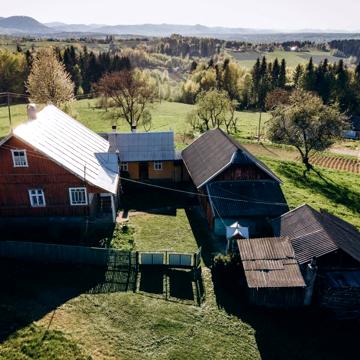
[{"x1": 268, "y1": 89, "x2": 345, "y2": 174}]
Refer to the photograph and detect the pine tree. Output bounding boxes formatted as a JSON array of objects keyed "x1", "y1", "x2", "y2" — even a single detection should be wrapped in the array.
[
  {"x1": 293, "y1": 64, "x2": 303, "y2": 88},
  {"x1": 271, "y1": 58, "x2": 280, "y2": 88},
  {"x1": 278, "y1": 59, "x2": 287, "y2": 88},
  {"x1": 302, "y1": 58, "x2": 316, "y2": 91}
]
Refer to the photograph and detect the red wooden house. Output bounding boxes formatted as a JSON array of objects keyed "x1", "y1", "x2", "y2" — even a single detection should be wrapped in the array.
[{"x1": 0, "y1": 105, "x2": 119, "y2": 228}]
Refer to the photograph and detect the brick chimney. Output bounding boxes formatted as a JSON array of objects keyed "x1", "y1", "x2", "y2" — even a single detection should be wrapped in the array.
[{"x1": 27, "y1": 103, "x2": 37, "y2": 120}]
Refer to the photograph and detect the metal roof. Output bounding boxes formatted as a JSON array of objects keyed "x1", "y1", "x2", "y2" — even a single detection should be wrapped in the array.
[
  {"x1": 207, "y1": 180, "x2": 289, "y2": 219},
  {"x1": 237, "y1": 237, "x2": 306, "y2": 288},
  {"x1": 106, "y1": 131, "x2": 176, "y2": 162},
  {"x1": 181, "y1": 129, "x2": 281, "y2": 188},
  {"x1": 271, "y1": 204, "x2": 360, "y2": 264},
  {"x1": 12, "y1": 105, "x2": 119, "y2": 194}
]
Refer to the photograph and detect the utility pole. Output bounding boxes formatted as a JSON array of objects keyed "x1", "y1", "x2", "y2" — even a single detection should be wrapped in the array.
[
  {"x1": 7, "y1": 92, "x2": 12, "y2": 130},
  {"x1": 257, "y1": 110, "x2": 262, "y2": 142}
]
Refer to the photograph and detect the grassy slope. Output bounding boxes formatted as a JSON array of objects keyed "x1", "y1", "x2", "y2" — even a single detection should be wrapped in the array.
[
  {"x1": 0, "y1": 99, "x2": 267, "y2": 141},
  {"x1": 228, "y1": 49, "x2": 345, "y2": 69}
]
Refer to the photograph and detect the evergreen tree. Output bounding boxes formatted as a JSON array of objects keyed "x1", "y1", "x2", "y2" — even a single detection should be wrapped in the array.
[
  {"x1": 278, "y1": 59, "x2": 287, "y2": 88},
  {"x1": 302, "y1": 58, "x2": 316, "y2": 91},
  {"x1": 271, "y1": 58, "x2": 280, "y2": 88},
  {"x1": 293, "y1": 64, "x2": 303, "y2": 88}
]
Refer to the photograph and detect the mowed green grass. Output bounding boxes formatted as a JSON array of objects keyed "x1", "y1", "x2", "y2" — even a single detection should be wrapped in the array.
[
  {"x1": 228, "y1": 49, "x2": 347, "y2": 69},
  {"x1": 0, "y1": 99, "x2": 267, "y2": 143}
]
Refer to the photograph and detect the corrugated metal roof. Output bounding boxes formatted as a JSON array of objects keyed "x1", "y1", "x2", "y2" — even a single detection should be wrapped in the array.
[
  {"x1": 106, "y1": 131, "x2": 176, "y2": 162},
  {"x1": 13, "y1": 105, "x2": 119, "y2": 194},
  {"x1": 271, "y1": 204, "x2": 360, "y2": 264},
  {"x1": 207, "y1": 180, "x2": 289, "y2": 218},
  {"x1": 237, "y1": 237, "x2": 306, "y2": 288},
  {"x1": 181, "y1": 128, "x2": 281, "y2": 188}
]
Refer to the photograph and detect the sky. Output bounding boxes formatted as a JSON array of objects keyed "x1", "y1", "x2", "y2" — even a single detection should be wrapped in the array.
[{"x1": 2, "y1": 0, "x2": 360, "y2": 31}]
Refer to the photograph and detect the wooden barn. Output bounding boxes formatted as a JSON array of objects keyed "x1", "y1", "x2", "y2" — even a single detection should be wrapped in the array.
[
  {"x1": 272, "y1": 204, "x2": 360, "y2": 317},
  {"x1": 237, "y1": 236, "x2": 306, "y2": 307},
  {"x1": 103, "y1": 129, "x2": 187, "y2": 182},
  {"x1": 0, "y1": 105, "x2": 119, "y2": 225},
  {"x1": 181, "y1": 129, "x2": 288, "y2": 236}
]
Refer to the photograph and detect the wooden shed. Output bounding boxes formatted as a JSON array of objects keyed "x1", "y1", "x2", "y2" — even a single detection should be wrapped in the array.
[{"x1": 237, "y1": 236, "x2": 306, "y2": 307}]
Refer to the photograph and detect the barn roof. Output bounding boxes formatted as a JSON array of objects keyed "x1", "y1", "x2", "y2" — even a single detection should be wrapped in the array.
[
  {"x1": 12, "y1": 105, "x2": 119, "y2": 194},
  {"x1": 181, "y1": 128, "x2": 281, "y2": 188},
  {"x1": 105, "y1": 131, "x2": 176, "y2": 162},
  {"x1": 271, "y1": 204, "x2": 360, "y2": 264},
  {"x1": 207, "y1": 180, "x2": 289, "y2": 219},
  {"x1": 237, "y1": 237, "x2": 306, "y2": 288}
]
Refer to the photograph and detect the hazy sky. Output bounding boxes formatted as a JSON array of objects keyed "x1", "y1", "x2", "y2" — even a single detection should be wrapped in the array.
[{"x1": 2, "y1": 0, "x2": 360, "y2": 31}]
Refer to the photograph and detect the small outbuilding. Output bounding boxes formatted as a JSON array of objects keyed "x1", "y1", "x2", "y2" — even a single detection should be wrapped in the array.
[{"x1": 237, "y1": 236, "x2": 306, "y2": 307}]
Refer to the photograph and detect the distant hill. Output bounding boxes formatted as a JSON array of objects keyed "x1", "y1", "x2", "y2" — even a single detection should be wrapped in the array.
[
  {"x1": 0, "y1": 16, "x2": 52, "y2": 34},
  {"x1": 1, "y1": 16, "x2": 360, "y2": 42}
]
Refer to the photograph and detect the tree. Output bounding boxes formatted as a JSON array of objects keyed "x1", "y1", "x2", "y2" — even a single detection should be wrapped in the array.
[
  {"x1": 302, "y1": 58, "x2": 316, "y2": 91},
  {"x1": 278, "y1": 59, "x2": 287, "y2": 88},
  {"x1": 192, "y1": 90, "x2": 238, "y2": 133},
  {"x1": 293, "y1": 64, "x2": 303, "y2": 88},
  {"x1": 97, "y1": 69, "x2": 158, "y2": 131},
  {"x1": 265, "y1": 88, "x2": 290, "y2": 111},
  {"x1": 268, "y1": 89, "x2": 345, "y2": 174},
  {"x1": 0, "y1": 49, "x2": 28, "y2": 94},
  {"x1": 27, "y1": 48, "x2": 74, "y2": 106}
]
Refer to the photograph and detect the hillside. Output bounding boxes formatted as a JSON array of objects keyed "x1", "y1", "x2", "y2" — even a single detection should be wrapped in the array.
[{"x1": 0, "y1": 16, "x2": 52, "y2": 34}]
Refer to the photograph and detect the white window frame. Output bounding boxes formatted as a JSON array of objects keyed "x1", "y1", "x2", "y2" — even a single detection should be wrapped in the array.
[
  {"x1": 153, "y1": 161, "x2": 163, "y2": 171},
  {"x1": 120, "y1": 161, "x2": 128, "y2": 172},
  {"x1": 69, "y1": 187, "x2": 88, "y2": 206},
  {"x1": 28, "y1": 189, "x2": 46, "y2": 208},
  {"x1": 11, "y1": 149, "x2": 28, "y2": 168}
]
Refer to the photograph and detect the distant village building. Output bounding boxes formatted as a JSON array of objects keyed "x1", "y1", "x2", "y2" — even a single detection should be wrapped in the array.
[{"x1": 0, "y1": 105, "x2": 119, "y2": 228}]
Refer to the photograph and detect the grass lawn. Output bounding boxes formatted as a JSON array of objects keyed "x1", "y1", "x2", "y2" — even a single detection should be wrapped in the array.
[
  {"x1": 228, "y1": 49, "x2": 348, "y2": 69},
  {"x1": 130, "y1": 209, "x2": 198, "y2": 253},
  {"x1": 0, "y1": 99, "x2": 267, "y2": 144}
]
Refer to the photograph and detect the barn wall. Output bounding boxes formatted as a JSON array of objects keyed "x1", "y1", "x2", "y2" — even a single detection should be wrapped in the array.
[
  {"x1": 214, "y1": 164, "x2": 272, "y2": 182},
  {"x1": 0, "y1": 137, "x2": 109, "y2": 217},
  {"x1": 248, "y1": 287, "x2": 305, "y2": 308}
]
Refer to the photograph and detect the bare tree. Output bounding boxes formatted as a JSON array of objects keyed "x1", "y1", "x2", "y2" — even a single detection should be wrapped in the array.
[
  {"x1": 97, "y1": 69, "x2": 157, "y2": 131},
  {"x1": 27, "y1": 48, "x2": 74, "y2": 106}
]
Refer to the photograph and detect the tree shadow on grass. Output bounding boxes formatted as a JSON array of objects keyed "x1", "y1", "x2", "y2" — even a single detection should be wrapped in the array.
[
  {"x1": 276, "y1": 161, "x2": 360, "y2": 214},
  {"x1": 211, "y1": 266, "x2": 360, "y2": 360}
]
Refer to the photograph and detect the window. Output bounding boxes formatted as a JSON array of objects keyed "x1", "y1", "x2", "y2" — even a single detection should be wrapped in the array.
[
  {"x1": 120, "y1": 162, "x2": 128, "y2": 172},
  {"x1": 69, "y1": 187, "x2": 88, "y2": 206},
  {"x1": 11, "y1": 149, "x2": 28, "y2": 167},
  {"x1": 154, "y1": 161, "x2": 163, "y2": 171},
  {"x1": 28, "y1": 189, "x2": 46, "y2": 207}
]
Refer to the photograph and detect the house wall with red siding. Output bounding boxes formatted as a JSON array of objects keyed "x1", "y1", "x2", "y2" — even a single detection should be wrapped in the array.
[{"x1": 0, "y1": 136, "x2": 106, "y2": 217}]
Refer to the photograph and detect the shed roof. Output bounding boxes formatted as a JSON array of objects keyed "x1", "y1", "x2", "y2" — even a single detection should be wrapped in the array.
[
  {"x1": 207, "y1": 180, "x2": 289, "y2": 219},
  {"x1": 181, "y1": 128, "x2": 281, "y2": 188},
  {"x1": 106, "y1": 131, "x2": 176, "y2": 162},
  {"x1": 271, "y1": 204, "x2": 360, "y2": 264},
  {"x1": 237, "y1": 237, "x2": 305, "y2": 288},
  {"x1": 12, "y1": 105, "x2": 119, "y2": 194}
]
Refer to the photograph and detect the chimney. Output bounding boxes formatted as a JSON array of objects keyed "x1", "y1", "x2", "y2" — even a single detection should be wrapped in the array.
[
  {"x1": 131, "y1": 125, "x2": 137, "y2": 133},
  {"x1": 27, "y1": 103, "x2": 37, "y2": 120},
  {"x1": 112, "y1": 125, "x2": 117, "y2": 133}
]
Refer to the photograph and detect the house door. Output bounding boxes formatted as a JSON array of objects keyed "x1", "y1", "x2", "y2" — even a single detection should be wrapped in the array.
[
  {"x1": 139, "y1": 162, "x2": 149, "y2": 179},
  {"x1": 99, "y1": 194, "x2": 112, "y2": 214}
]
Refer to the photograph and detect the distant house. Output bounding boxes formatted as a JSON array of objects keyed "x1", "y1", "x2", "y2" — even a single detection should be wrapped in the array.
[
  {"x1": 237, "y1": 236, "x2": 306, "y2": 307},
  {"x1": 181, "y1": 129, "x2": 287, "y2": 236},
  {"x1": 272, "y1": 204, "x2": 360, "y2": 317},
  {"x1": 0, "y1": 105, "x2": 119, "y2": 225},
  {"x1": 103, "y1": 130, "x2": 186, "y2": 182},
  {"x1": 342, "y1": 116, "x2": 360, "y2": 140}
]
